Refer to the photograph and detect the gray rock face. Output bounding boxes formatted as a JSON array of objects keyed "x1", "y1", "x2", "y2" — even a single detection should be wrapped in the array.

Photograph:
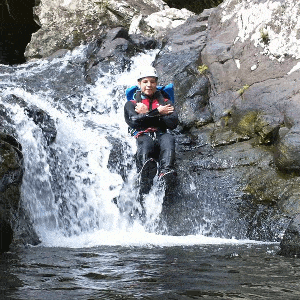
[
  {"x1": 25, "y1": 0, "x2": 193, "y2": 60},
  {"x1": 155, "y1": 11, "x2": 213, "y2": 128},
  {"x1": 199, "y1": 1, "x2": 300, "y2": 201},
  {"x1": 107, "y1": 4, "x2": 289, "y2": 240},
  {"x1": 0, "y1": 133, "x2": 23, "y2": 252},
  {"x1": 192, "y1": 0, "x2": 300, "y2": 248}
]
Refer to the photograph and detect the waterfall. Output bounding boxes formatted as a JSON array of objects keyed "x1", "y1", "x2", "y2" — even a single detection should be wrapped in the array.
[
  {"x1": 0, "y1": 47, "x2": 259, "y2": 247},
  {"x1": 0, "y1": 48, "x2": 165, "y2": 245}
]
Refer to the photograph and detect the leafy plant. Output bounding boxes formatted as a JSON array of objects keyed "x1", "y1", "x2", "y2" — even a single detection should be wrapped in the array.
[
  {"x1": 260, "y1": 28, "x2": 270, "y2": 44},
  {"x1": 198, "y1": 64, "x2": 208, "y2": 75},
  {"x1": 237, "y1": 84, "x2": 250, "y2": 96}
]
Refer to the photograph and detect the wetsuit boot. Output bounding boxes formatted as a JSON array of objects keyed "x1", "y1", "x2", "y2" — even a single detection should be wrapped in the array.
[{"x1": 158, "y1": 133, "x2": 176, "y2": 186}]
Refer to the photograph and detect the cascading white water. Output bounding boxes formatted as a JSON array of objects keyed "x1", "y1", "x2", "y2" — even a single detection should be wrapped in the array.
[{"x1": 0, "y1": 47, "x2": 260, "y2": 247}]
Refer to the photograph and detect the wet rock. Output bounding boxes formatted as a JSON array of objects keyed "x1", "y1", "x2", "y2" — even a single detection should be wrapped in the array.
[
  {"x1": 145, "y1": 2, "x2": 300, "y2": 239},
  {"x1": 0, "y1": 219, "x2": 13, "y2": 253},
  {"x1": 155, "y1": 12, "x2": 213, "y2": 129},
  {"x1": 279, "y1": 215, "x2": 300, "y2": 257},
  {"x1": 85, "y1": 27, "x2": 160, "y2": 84},
  {"x1": 85, "y1": 27, "x2": 138, "y2": 84},
  {"x1": 129, "y1": 34, "x2": 158, "y2": 50},
  {"x1": 155, "y1": 12, "x2": 211, "y2": 84},
  {"x1": 25, "y1": 106, "x2": 57, "y2": 145},
  {"x1": 161, "y1": 125, "x2": 291, "y2": 240},
  {"x1": 175, "y1": 76, "x2": 212, "y2": 128},
  {"x1": 0, "y1": 132, "x2": 40, "y2": 251},
  {"x1": 2, "y1": 94, "x2": 57, "y2": 145},
  {"x1": 0, "y1": 101, "x2": 25, "y2": 249},
  {"x1": 107, "y1": 136, "x2": 133, "y2": 181},
  {"x1": 274, "y1": 126, "x2": 300, "y2": 173}
]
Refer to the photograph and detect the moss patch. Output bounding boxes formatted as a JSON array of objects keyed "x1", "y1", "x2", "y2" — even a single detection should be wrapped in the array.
[
  {"x1": 244, "y1": 168, "x2": 300, "y2": 215},
  {"x1": 237, "y1": 84, "x2": 250, "y2": 96},
  {"x1": 234, "y1": 111, "x2": 258, "y2": 137},
  {"x1": 229, "y1": 111, "x2": 279, "y2": 145}
]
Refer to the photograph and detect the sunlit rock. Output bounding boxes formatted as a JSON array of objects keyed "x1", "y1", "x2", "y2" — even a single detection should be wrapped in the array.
[
  {"x1": 25, "y1": 0, "x2": 192, "y2": 60},
  {"x1": 129, "y1": 8, "x2": 194, "y2": 37}
]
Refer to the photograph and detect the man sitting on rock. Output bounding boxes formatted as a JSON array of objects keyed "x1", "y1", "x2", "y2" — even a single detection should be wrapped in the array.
[{"x1": 124, "y1": 66, "x2": 178, "y2": 194}]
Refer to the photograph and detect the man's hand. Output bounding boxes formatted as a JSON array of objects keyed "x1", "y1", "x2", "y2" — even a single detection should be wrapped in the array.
[
  {"x1": 157, "y1": 104, "x2": 174, "y2": 115},
  {"x1": 135, "y1": 103, "x2": 149, "y2": 114}
]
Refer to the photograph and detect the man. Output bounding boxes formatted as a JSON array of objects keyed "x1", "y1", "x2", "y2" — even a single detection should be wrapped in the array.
[{"x1": 124, "y1": 66, "x2": 178, "y2": 194}]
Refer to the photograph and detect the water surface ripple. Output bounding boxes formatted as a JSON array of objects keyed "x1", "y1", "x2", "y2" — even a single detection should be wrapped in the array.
[{"x1": 2, "y1": 243, "x2": 300, "y2": 300}]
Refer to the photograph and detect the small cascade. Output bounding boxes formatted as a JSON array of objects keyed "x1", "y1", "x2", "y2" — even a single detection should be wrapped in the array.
[{"x1": 0, "y1": 47, "x2": 176, "y2": 246}]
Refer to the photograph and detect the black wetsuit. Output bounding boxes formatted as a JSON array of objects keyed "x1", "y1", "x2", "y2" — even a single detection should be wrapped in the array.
[{"x1": 124, "y1": 90, "x2": 178, "y2": 174}]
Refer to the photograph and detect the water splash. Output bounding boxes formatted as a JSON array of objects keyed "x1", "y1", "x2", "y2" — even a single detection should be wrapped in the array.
[{"x1": 1, "y1": 48, "x2": 171, "y2": 243}]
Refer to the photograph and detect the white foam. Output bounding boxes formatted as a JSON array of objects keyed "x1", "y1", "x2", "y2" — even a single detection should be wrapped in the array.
[{"x1": 40, "y1": 228, "x2": 267, "y2": 248}]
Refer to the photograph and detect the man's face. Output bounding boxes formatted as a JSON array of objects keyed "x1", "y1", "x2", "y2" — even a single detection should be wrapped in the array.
[{"x1": 138, "y1": 77, "x2": 157, "y2": 97}]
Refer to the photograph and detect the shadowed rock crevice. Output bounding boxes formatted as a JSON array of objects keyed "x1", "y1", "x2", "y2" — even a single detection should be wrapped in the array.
[
  {"x1": 164, "y1": 0, "x2": 223, "y2": 14},
  {"x1": 0, "y1": 0, "x2": 40, "y2": 65}
]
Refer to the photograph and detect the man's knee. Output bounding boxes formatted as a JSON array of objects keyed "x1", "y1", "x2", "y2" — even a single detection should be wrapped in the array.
[
  {"x1": 136, "y1": 135, "x2": 155, "y2": 170},
  {"x1": 159, "y1": 133, "x2": 175, "y2": 151}
]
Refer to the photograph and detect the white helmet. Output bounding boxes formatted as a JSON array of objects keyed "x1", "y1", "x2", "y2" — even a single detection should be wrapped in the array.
[{"x1": 137, "y1": 66, "x2": 158, "y2": 81}]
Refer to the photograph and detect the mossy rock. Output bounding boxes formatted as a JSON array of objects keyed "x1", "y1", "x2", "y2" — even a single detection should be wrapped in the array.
[
  {"x1": 274, "y1": 126, "x2": 300, "y2": 173},
  {"x1": 244, "y1": 167, "x2": 300, "y2": 215},
  {"x1": 230, "y1": 111, "x2": 281, "y2": 145}
]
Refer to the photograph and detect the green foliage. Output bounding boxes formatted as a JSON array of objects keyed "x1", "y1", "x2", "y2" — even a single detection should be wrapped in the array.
[
  {"x1": 95, "y1": 0, "x2": 110, "y2": 11},
  {"x1": 260, "y1": 28, "x2": 270, "y2": 44},
  {"x1": 198, "y1": 64, "x2": 208, "y2": 75},
  {"x1": 237, "y1": 84, "x2": 249, "y2": 96}
]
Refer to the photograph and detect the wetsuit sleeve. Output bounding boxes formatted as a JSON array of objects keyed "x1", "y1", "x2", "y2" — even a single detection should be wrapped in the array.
[
  {"x1": 159, "y1": 99, "x2": 179, "y2": 130},
  {"x1": 124, "y1": 99, "x2": 178, "y2": 130},
  {"x1": 124, "y1": 101, "x2": 159, "y2": 129}
]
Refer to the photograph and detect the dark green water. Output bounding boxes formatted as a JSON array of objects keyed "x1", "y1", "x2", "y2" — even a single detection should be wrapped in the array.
[{"x1": 1, "y1": 243, "x2": 300, "y2": 300}]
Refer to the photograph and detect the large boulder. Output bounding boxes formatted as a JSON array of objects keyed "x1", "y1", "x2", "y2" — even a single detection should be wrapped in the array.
[
  {"x1": 154, "y1": 10, "x2": 214, "y2": 128},
  {"x1": 0, "y1": 133, "x2": 23, "y2": 252},
  {"x1": 274, "y1": 126, "x2": 300, "y2": 174},
  {"x1": 25, "y1": 0, "x2": 193, "y2": 60},
  {"x1": 84, "y1": 27, "x2": 159, "y2": 84}
]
